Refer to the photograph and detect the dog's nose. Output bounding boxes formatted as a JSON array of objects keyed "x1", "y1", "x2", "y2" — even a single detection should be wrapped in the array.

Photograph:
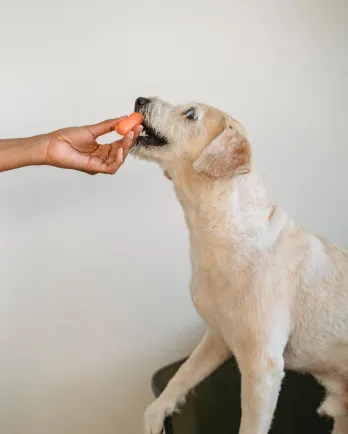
[{"x1": 135, "y1": 97, "x2": 150, "y2": 111}]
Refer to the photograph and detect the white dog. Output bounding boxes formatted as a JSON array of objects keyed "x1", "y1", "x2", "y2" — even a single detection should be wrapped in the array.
[{"x1": 131, "y1": 97, "x2": 348, "y2": 434}]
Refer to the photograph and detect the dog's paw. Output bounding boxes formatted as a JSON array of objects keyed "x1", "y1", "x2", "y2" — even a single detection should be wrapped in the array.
[{"x1": 143, "y1": 399, "x2": 176, "y2": 434}]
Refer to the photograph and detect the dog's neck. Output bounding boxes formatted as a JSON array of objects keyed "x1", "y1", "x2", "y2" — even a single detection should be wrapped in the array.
[{"x1": 170, "y1": 167, "x2": 283, "y2": 244}]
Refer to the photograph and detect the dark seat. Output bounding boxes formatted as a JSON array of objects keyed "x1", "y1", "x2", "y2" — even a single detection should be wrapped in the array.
[{"x1": 151, "y1": 357, "x2": 333, "y2": 434}]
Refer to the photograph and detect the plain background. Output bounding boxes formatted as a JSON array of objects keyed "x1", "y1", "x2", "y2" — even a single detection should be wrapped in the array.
[{"x1": 1, "y1": 0, "x2": 347, "y2": 433}]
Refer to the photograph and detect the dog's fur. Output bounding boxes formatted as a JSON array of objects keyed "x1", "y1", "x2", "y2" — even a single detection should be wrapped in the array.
[{"x1": 132, "y1": 97, "x2": 348, "y2": 434}]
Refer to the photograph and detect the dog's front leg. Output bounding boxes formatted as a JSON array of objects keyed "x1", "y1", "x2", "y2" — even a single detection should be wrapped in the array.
[
  {"x1": 332, "y1": 415, "x2": 348, "y2": 434},
  {"x1": 143, "y1": 331, "x2": 230, "y2": 434},
  {"x1": 236, "y1": 337, "x2": 286, "y2": 434}
]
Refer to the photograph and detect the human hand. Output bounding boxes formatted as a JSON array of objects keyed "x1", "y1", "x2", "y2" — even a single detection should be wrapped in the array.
[{"x1": 43, "y1": 118, "x2": 142, "y2": 174}]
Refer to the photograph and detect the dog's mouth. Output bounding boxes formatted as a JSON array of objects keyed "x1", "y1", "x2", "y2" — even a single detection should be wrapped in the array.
[{"x1": 135, "y1": 121, "x2": 168, "y2": 148}]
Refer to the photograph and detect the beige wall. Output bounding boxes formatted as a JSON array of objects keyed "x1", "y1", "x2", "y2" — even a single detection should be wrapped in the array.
[{"x1": 1, "y1": 0, "x2": 347, "y2": 433}]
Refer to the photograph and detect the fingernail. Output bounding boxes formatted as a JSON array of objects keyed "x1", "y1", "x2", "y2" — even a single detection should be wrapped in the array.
[{"x1": 128, "y1": 131, "x2": 134, "y2": 139}]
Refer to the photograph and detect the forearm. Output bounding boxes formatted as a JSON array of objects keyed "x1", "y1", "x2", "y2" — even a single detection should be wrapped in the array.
[{"x1": 0, "y1": 135, "x2": 48, "y2": 172}]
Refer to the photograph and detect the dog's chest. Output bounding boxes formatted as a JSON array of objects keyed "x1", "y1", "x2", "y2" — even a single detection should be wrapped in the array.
[
  {"x1": 190, "y1": 252, "x2": 246, "y2": 331},
  {"x1": 193, "y1": 294, "x2": 230, "y2": 339},
  {"x1": 192, "y1": 287, "x2": 217, "y2": 326},
  {"x1": 191, "y1": 278, "x2": 245, "y2": 338},
  {"x1": 188, "y1": 228, "x2": 257, "y2": 332}
]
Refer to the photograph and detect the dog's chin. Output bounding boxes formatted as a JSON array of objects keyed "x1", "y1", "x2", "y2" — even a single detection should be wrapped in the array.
[
  {"x1": 134, "y1": 136, "x2": 163, "y2": 148},
  {"x1": 131, "y1": 143, "x2": 167, "y2": 163}
]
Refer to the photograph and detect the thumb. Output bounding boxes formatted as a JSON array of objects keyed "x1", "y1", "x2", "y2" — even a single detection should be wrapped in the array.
[{"x1": 85, "y1": 117, "x2": 127, "y2": 139}]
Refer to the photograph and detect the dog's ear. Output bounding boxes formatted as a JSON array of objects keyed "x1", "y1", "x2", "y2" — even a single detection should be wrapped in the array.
[{"x1": 193, "y1": 126, "x2": 251, "y2": 178}]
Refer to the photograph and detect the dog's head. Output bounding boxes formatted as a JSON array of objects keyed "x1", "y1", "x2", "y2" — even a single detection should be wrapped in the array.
[{"x1": 131, "y1": 97, "x2": 251, "y2": 179}]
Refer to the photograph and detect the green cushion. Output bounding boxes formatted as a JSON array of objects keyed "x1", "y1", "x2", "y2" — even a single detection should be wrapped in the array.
[{"x1": 152, "y1": 357, "x2": 333, "y2": 434}]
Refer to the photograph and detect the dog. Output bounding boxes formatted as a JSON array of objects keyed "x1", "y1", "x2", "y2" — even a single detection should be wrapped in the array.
[{"x1": 131, "y1": 97, "x2": 348, "y2": 434}]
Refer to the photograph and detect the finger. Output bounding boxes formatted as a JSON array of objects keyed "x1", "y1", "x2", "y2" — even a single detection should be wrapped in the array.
[
  {"x1": 85, "y1": 157, "x2": 113, "y2": 174},
  {"x1": 85, "y1": 148, "x2": 125, "y2": 175},
  {"x1": 101, "y1": 148, "x2": 124, "y2": 175},
  {"x1": 108, "y1": 125, "x2": 143, "y2": 152},
  {"x1": 115, "y1": 147, "x2": 124, "y2": 168},
  {"x1": 132, "y1": 124, "x2": 143, "y2": 142},
  {"x1": 85, "y1": 117, "x2": 127, "y2": 139},
  {"x1": 105, "y1": 132, "x2": 133, "y2": 165},
  {"x1": 121, "y1": 131, "x2": 135, "y2": 153},
  {"x1": 103, "y1": 127, "x2": 141, "y2": 168},
  {"x1": 123, "y1": 131, "x2": 138, "y2": 158}
]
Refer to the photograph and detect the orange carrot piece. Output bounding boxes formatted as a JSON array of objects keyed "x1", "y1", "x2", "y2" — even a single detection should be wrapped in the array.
[{"x1": 115, "y1": 112, "x2": 143, "y2": 136}]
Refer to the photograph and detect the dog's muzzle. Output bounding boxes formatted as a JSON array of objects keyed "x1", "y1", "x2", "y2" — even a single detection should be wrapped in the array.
[{"x1": 133, "y1": 97, "x2": 168, "y2": 148}]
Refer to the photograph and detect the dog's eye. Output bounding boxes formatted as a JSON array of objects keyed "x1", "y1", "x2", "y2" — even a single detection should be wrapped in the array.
[{"x1": 182, "y1": 107, "x2": 196, "y2": 121}]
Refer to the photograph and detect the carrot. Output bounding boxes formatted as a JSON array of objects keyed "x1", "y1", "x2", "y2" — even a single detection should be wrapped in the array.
[{"x1": 115, "y1": 112, "x2": 143, "y2": 136}]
